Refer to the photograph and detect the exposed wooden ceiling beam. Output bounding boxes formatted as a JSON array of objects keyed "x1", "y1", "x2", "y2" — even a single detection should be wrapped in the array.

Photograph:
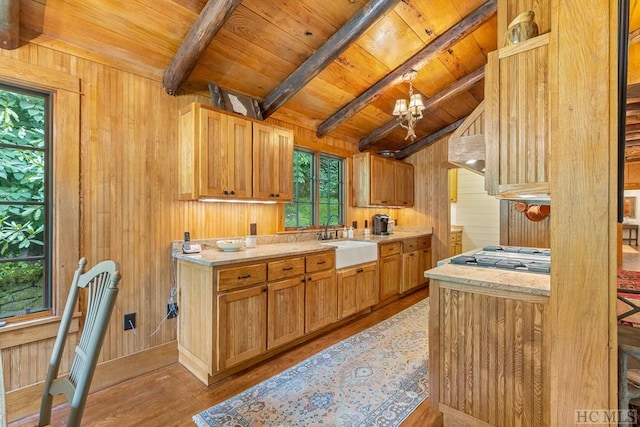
[
  {"x1": 0, "y1": 0, "x2": 20, "y2": 50},
  {"x1": 163, "y1": 0, "x2": 242, "y2": 96},
  {"x1": 630, "y1": 27, "x2": 640, "y2": 45},
  {"x1": 316, "y1": 0, "x2": 496, "y2": 138},
  {"x1": 396, "y1": 117, "x2": 466, "y2": 160},
  {"x1": 358, "y1": 65, "x2": 485, "y2": 151},
  {"x1": 260, "y1": 0, "x2": 402, "y2": 119}
]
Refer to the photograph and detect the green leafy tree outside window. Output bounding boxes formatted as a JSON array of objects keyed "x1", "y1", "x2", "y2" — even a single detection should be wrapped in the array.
[{"x1": 0, "y1": 86, "x2": 48, "y2": 319}]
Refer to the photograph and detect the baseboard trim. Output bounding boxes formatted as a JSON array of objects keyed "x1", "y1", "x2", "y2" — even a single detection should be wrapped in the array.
[{"x1": 7, "y1": 341, "x2": 177, "y2": 423}]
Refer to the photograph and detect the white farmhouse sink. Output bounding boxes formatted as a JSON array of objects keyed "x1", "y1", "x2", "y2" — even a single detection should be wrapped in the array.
[{"x1": 320, "y1": 240, "x2": 378, "y2": 269}]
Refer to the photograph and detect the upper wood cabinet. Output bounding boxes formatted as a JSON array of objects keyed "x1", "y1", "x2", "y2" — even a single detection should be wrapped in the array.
[
  {"x1": 394, "y1": 161, "x2": 415, "y2": 207},
  {"x1": 352, "y1": 152, "x2": 414, "y2": 207},
  {"x1": 253, "y1": 123, "x2": 294, "y2": 201},
  {"x1": 178, "y1": 103, "x2": 293, "y2": 202},
  {"x1": 484, "y1": 34, "x2": 551, "y2": 196},
  {"x1": 179, "y1": 104, "x2": 252, "y2": 200}
]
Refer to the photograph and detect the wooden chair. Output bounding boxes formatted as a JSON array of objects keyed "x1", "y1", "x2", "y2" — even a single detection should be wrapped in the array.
[
  {"x1": 39, "y1": 258, "x2": 121, "y2": 427},
  {"x1": 619, "y1": 344, "x2": 640, "y2": 426}
]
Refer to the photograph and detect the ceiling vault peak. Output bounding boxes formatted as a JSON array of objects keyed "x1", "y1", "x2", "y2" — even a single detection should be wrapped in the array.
[{"x1": 316, "y1": 0, "x2": 497, "y2": 139}]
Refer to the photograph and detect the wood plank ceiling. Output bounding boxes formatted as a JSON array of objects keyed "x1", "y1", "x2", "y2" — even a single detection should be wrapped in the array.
[
  {"x1": 8, "y1": 0, "x2": 494, "y2": 155},
  {"x1": 6, "y1": 0, "x2": 640, "y2": 158}
]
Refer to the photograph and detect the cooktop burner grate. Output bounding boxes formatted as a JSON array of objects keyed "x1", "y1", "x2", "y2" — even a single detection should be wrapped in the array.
[{"x1": 449, "y1": 245, "x2": 551, "y2": 274}]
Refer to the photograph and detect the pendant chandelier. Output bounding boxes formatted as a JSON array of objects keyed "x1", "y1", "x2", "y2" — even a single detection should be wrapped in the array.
[{"x1": 392, "y1": 70, "x2": 425, "y2": 141}]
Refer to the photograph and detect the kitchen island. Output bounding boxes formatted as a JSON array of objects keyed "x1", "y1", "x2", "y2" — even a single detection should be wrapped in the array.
[{"x1": 425, "y1": 253, "x2": 550, "y2": 426}]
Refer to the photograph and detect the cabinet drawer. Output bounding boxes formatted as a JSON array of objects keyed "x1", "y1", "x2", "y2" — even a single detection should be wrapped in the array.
[
  {"x1": 419, "y1": 235, "x2": 432, "y2": 250},
  {"x1": 379, "y1": 242, "x2": 401, "y2": 257},
  {"x1": 217, "y1": 263, "x2": 267, "y2": 292},
  {"x1": 306, "y1": 252, "x2": 335, "y2": 273},
  {"x1": 268, "y1": 257, "x2": 305, "y2": 281},
  {"x1": 403, "y1": 238, "x2": 419, "y2": 253}
]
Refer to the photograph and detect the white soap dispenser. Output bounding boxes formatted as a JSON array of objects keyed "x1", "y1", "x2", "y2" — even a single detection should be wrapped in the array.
[{"x1": 348, "y1": 226, "x2": 354, "y2": 239}]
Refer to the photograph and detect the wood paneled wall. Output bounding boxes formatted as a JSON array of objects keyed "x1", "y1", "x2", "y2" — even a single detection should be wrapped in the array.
[
  {"x1": 501, "y1": 201, "x2": 550, "y2": 248},
  {"x1": 437, "y1": 286, "x2": 548, "y2": 426}
]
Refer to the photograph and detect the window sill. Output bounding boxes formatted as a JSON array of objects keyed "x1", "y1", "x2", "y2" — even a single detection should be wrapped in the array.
[{"x1": 0, "y1": 312, "x2": 80, "y2": 349}]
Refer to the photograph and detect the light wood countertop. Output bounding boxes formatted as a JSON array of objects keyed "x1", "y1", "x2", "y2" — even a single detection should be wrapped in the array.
[
  {"x1": 425, "y1": 262, "x2": 550, "y2": 297},
  {"x1": 173, "y1": 229, "x2": 433, "y2": 267}
]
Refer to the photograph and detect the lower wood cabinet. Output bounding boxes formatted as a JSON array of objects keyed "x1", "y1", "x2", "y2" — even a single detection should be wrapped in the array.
[
  {"x1": 401, "y1": 236, "x2": 431, "y2": 293},
  {"x1": 336, "y1": 262, "x2": 378, "y2": 319},
  {"x1": 267, "y1": 277, "x2": 305, "y2": 350},
  {"x1": 218, "y1": 285, "x2": 267, "y2": 371},
  {"x1": 378, "y1": 242, "x2": 401, "y2": 301},
  {"x1": 177, "y1": 249, "x2": 335, "y2": 386},
  {"x1": 305, "y1": 269, "x2": 337, "y2": 333}
]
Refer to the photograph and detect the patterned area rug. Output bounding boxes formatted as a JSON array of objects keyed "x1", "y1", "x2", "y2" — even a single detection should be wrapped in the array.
[{"x1": 193, "y1": 298, "x2": 429, "y2": 427}]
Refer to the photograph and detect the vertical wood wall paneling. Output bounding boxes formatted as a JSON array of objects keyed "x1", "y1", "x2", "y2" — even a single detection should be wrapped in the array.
[
  {"x1": 500, "y1": 200, "x2": 550, "y2": 247},
  {"x1": 438, "y1": 287, "x2": 547, "y2": 425},
  {"x1": 401, "y1": 134, "x2": 450, "y2": 265}
]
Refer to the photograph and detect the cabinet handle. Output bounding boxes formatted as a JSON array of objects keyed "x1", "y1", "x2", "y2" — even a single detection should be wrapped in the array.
[
  {"x1": 262, "y1": 287, "x2": 267, "y2": 293},
  {"x1": 270, "y1": 193, "x2": 275, "y2": 197},
  {"x1": 381, "y1": 201, "x2": 387, "y2": 204},
  {"x1": 301, "y1": 278, "x2": 306, "y2": 283},
  {"x1": 317, "y1": 260, "x2": 326, "y2": 265},
  {"x1": 276, "y1": 194, "x2": 280, "y2": 197},
  {"x1": 223, "y1": 190, "x2": 228, "y2": 195},
  {"x1": 282, "y1": 266, "x2": 293, "y2": 271},
  {"x1": 238, "y1": 274, "x2": 251, "y2": 280},
  {"x1": 357, "y1": 268, "x2": 364, "y2": 273},
  {"x1": 308, "y1": 277, "x2": 312, "y2": 281},
  {"x1": 230, "y1": 190, "x2": 235, "y2": 195},
  {"x1": 408, "y1": 253, "x2": 414, "y2": 257}
]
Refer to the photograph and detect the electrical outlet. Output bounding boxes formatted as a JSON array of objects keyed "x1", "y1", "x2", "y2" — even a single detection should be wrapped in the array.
[
  {"x1": 124, "y1": 313, "x2": 136, "y2": 330},
  {"x1": 167, "y1": 303, "x2": 178, "y2": 319}
]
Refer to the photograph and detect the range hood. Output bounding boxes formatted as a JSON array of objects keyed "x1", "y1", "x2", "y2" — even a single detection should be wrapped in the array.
[
  {"x1": 448, "y1": 100, "x2": 486, "y2": 176},
  {"x1": 448, "y1": 101, "x2": 551, "y2": 204}
]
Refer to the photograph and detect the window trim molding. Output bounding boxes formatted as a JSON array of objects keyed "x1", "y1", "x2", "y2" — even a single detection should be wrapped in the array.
[{"x1": 0, "y1": 58, "x2": 81, "y2": 323}]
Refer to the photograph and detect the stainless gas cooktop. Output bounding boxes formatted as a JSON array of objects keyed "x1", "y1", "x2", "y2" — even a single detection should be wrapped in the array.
[{"x1": 450, "y1": 245, "x2": 551, "y2": 274}]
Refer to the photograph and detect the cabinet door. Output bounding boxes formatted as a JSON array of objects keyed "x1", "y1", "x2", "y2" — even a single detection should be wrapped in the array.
[
  {"x1": 337, "y1": 267, "x2": 359, "y2": 320},
  {"x1": 199, "y1": 108, "x2": 228, "y2": 197},
  {"x1": 253, "y1": 123, "x2": 294, "y2": 201},
  {"x1": 218, "y1": 286, "x2": 267, "y2": 370},
  {"x1": 227, "y1": 115, "x2": 253, "y2": 198},
  {"x1": 305, "y1": 269, "x2": 337, "y2": 333},
  {"x1": 267, "y1": 277, "x2": 305, "y2": 350},
  {"x1": 401, "y1": 251, "x2": 419, "y2": 293},
  {"x1": 379, "y1": 253, "x2": 401, "y2": 300},
  {"x1": 370, "y1": 155, "x2": 394, "y2": 205},
  {"x1": 394, "y1": 161, "x2": 414, "y2": 206},
  {"x1": 357, "y1": 263, "x2": 379, "y2": 310},
  {"x1": 418, "y1": 248, "x2": 432, "y2": 286},
  {"x1": 273, "y1": 127, "x2": 293, "y2": 201},
  {"x1": 485, "y1": 35, "x2": 550, "y2": 196}
]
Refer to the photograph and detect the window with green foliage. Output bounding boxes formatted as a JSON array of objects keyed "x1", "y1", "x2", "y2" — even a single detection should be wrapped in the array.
[
  {"x1": 0, "y1": 84, "x2": 50, "y2": 320},
  {"x1": 285, "y1": 149, "x2": 344, "y2": 229}
]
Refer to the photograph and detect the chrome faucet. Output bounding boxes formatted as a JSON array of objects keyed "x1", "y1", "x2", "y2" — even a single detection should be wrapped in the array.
[{"x1": 323, "y1": 214, "x2": 340, "y2": 240}]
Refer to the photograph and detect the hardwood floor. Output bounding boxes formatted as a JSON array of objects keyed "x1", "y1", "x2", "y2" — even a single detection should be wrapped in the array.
[{"x1": 12, "y1": 286, "x2": 442, "y2": 427}]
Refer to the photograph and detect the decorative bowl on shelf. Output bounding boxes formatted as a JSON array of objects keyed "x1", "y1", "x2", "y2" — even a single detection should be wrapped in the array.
[{"x1": 216, "y1": 239, "x2": 245, "y2": 252}]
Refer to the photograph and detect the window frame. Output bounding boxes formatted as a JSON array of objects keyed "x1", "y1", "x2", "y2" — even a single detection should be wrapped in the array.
[
  {"x1": 0, "y1": 58, "x2": 81, "y2": 330},
  {"x1": 285, "y1": 147, "x2": 345, "y2": 230},
  {"x1": 0, "y1": 82, "x2": 53, "y2": 321}
]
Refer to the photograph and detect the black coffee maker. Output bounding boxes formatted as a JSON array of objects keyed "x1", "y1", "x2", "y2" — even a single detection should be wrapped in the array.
[{"x1": 372, "y1": 214, "x2": 389, "y2": 235}]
